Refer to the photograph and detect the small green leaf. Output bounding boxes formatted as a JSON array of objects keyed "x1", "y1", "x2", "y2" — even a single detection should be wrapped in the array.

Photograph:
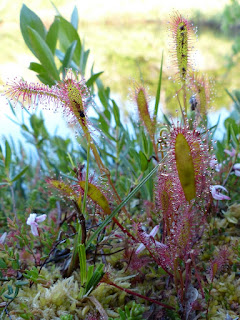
[
  {"x1": 37, "y1": 73, "x2": 56, "y2": 86},
  {"x1": 20, "y1": 4, "x2": 46, "y2": 56},
  {"x1": 104, "y1": 109, "x2": 111, "y2": 121},
  {"x1": 112, "y1": 100, "x2": 121, "y2": 126},
  {"x1": 0, "y1": 258, "x2": 7, "y2": 268},
  {"x1": 71, "y1": 6, "x2": 79, "y2": 30},
  {"x1": 126, "y1": 305, "x2": 130, "y2": 317},
  {"x1": 4, "y1": 140, "x2": 11, "y2": 170},
  {"x1": 225, "y1": 118, "x2": 239, "y2": 135},
  {"x1": 139, "y1": 151, "x2": 148, "y2": 172},
  {"x1": 97, "y1": 85, "x2": 110, "y2": 109},
  {"x1": 226, "y1": 123, "x2": 231, "y2": 145},
  {"x1": 118, "y1": 132, "x2": 126, "y2": 153},
  {"x1": 55, "y1": 49, "x2": 79, "y2": 70},
  {"x1": 85, "y1": 263, "x2": 104, "y2": 294},
  {"x1": 0, "y1": 287, "x2": 6, "y2": 295},
  {"x1": 80, "y1": 48, "x2": 89, "y2": 74},
  {"x1": 86, "y1": 265, "x2": 94, "y2": 284},
  {"x1": 118, "y1": 309, "x2": 126, "y2": 319},
  {"x1": 46, "y1": 17, "x2": 59, "y2": 54},
  {"x1": 79, "y1": 244, "x2": 87, "y2": 285},
  {"x1": 86, "y1": 72, "x2": 103, "y2": 88},
  {"x1": 98, "y1": 114, "x2": 110, "y2": 135},
  {"x1": 67, "y1": 152, "x2": 75, "y2": 168},
  {"x1": 230, "y1": 124, "x2": 239, "y2": 147},
  {"x1": 141, "y1": 129, "x2": 149, "y2": 155},
  {"x1": 58, "y1": 16, "x2": 81, "y2": 65},
  {"x1": 7, "y1": 285, "x2": 13, "y2": 295},
  {"x1": 11, "y1": 166, "x2": 29, "y2": 182},
  {"x1": 163, "y1": 112, "x2": 171, "y2": 126},
  {"x1": 12, "y1": 260, "x2": 20, "y2": 270},
  {"x1": 29, "y1": 62, "x2": 46, "y2": 74},
  {"x1": 27, "y1": 27, "x2": 60, "y2": 81},
  {"x1": 216, "y1": 141, "x2": 224, "y2": 157},
  {"x1": 62, "y1": 41, "x2": 77, "y2": 74},
  {"x1": 129, "y1": 148, "x2": 139, "y2": 162}
]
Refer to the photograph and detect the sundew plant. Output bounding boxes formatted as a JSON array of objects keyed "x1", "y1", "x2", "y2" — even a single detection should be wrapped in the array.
[{"x1": 0, "y1": 5, "x2": 240, "y2": 320}]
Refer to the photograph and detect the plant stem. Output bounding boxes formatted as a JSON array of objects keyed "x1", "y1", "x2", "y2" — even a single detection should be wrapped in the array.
[
  {"x1": 183, "y1": 81, "x2": 187, "y2": 112},
  {"x1": 222, "y1": 150, "x2": 239, "y2": 187},
  {"x1": 65, "y1": 138, "x2": 90, "y2": 277},
  {"x1": 82, "y1": 140, "x2": 91, "y2": 217},
  {"x1": 65, "y1": 200, "x2": 86, "y2": 277},
  {"x1": 72, "y1": 200, "x2": 86, "y2": 245},
  {"x1": 10, "y1": 185, "x2": 19, "y2": 227},
  {"x1": 106, "y1": 279, "x2": 175, "y2": 310}
]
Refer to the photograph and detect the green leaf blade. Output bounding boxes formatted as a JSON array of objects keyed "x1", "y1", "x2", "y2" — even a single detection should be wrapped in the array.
[
  {"x1": 58, "y1": 16, "x2": 81, "y2": 65},
  {"x1": 139, "y1": 151, "x2": 148, "y2": 172},
  {"x1": 86, "y1": 72, "x2": 103, "y2": 88},
  {"x1": 62, "y1": 41, "x2": 77, "y2": 74},
  {"x1": 4, "y1": 140, "x2": 11, "y2": 171},
  {"x1": 20, "y1": 4, "x2": 46, "y2": 56},
  {"x1": 71, "y1": 6, "x2": 79, "y2": 30},
  {"x1": 154, "y1": 51, "x2": 164, "y2": 120},
  {"x1": 11, "y1": 166, "x2": 29, "y2": 182},
  {"x1": 46, "y1": 17, "x2": 59, "y2": 54},
  {"x1": 27, "y1": 27, "x2": 60, "y2": 82},
  {"x1": 79, "y1": 244, "x2": 87, "y2": 285}
]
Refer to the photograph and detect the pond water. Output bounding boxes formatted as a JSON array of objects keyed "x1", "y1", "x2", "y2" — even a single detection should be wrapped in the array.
[
  {"x1": 78, "y1": 21, "x2": 239, "y2": 112},
  {"x1": 0, "y1": 93, "x2": 230, "y2": 159},
  {"x1": 0, "y1": 8, "x2": 239, "y2": 150}
]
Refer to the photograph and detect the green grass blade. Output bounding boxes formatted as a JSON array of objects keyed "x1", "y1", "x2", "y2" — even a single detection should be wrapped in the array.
[
  {"x1": 154, "y1": 51, "x2": 164, "y2": 120},
  {"x1": 86, "y1": 160, "x2": 164, "y2": 249},
  {"x1": 71, "y1": 5, "x2": 79, "y2": 30},
  {"x1": 85, "y1": 263, "x2": 104, "y2": 294},
  {"x1": 86, "y1": 265, "x2": 94, "y2": 284},
  {"x1": 78, "y1": 244, "x2": 87, "y2": 285},
  {"x1": 225, "y1": 88, "x2": 237, "y2": 104},
  {"x1": 11, "y1": 166, "x2": 29, "y2": 182}
]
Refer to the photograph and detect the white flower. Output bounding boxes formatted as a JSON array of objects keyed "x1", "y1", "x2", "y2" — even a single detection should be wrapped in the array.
[
  {"x1": 210, "y1": 185, "x2": 231, "y2": 201},
  {"x1": 26, "y1": 213, "x2": 47, "y2": 236},
  {"x1": 136, "y1": 225, "x2": 160, "y2": 254},
  {"x1": 233, "y1": 163, "x2": 240, "y2": 177},
  {"x1": 0, "y1": 232, "x2": 7, "y2": 244},
  {"x1": 224, "y1": 148, "x2": 236, "y2": 157}
]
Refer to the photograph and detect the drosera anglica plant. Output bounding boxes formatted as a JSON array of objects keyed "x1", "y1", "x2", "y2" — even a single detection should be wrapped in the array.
[
  {"x1": 1, "y1": 4, "x2": 239, "y2": 319},
  {"x1": 5, "y1": 68, "x2": 149, "y2": 279}
]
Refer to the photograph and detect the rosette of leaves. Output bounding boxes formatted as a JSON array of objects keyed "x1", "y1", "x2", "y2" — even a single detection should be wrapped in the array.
[{"x1": 109, "y1": 302, "x2": 145, "y2": 320}]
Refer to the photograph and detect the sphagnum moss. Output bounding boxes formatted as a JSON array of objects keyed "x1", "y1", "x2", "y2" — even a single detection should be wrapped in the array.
[{"x1": 9, "y1": 267, "x2": 134, "y2": 319}]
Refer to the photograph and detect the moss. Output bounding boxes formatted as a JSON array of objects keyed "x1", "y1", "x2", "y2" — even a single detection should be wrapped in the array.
[{"x1": 8, "y1": 266, "x2": 133, "y2": 319}]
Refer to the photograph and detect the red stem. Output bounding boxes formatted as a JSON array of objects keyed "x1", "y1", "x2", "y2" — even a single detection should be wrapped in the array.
[
  {"x1": 107, "y1": 280, "x2": 175, "y2": 310},
  {"x1": 113, "y1": 217, "x2": 137, "y2": 242},
  {"x1": 191, "y1": 252, "x2": 204, "y2": 298}
]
